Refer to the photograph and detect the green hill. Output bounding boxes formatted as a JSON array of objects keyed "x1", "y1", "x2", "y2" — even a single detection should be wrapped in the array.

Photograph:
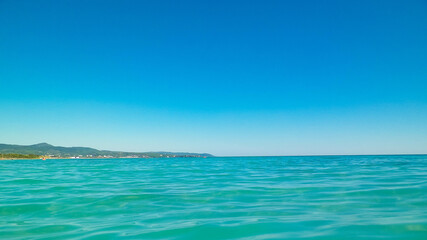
[{"x1": 0, "y1": 143, "x2": 213, "y2": 158}]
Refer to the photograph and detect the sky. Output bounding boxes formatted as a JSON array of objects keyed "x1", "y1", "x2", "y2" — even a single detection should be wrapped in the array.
[{"x1": 1, "y1": 0, "x2": 426, "y2": 156}]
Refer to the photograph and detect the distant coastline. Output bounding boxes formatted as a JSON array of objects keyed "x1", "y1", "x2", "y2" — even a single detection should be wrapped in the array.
[
  {"x1": 1, "y1": 157, "x2": 212, "y2": 161},
  {"x1": 0, "y1": 143, "x2": 213, "y2": 160}
]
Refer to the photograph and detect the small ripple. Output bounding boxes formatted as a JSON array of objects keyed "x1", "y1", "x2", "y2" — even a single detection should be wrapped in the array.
[{"x1": 0, "y1": 155, "x2": 426, "y2": 239}]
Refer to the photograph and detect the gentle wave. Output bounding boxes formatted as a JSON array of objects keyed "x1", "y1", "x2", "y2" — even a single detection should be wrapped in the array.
[{"x1": 0, "y1": 156, "x2": 426, "y2": 239}]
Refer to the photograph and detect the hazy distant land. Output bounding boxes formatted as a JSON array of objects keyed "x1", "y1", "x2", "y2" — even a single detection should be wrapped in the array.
[{"x1": 0, "y1": 143, "x2": 213, "y2": 160}]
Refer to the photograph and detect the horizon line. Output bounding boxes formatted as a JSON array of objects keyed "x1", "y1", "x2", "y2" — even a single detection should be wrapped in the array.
[{"x1": 1, "y1": 142, "x2": 426, "y2": 157}]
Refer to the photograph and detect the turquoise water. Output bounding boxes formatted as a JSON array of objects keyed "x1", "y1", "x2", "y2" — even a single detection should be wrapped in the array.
[{"x1": 0, "y1": 156, "x2": 426, "y2": 239}]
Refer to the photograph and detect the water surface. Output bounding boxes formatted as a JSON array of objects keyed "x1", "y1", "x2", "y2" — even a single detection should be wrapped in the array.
[{"x1": 1, "y1": 155, "x2": 426, "y2": 239}]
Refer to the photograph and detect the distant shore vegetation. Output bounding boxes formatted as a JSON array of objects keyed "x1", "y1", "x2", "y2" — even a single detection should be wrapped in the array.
[
  {"x1": 0, "y1": 153, "x2": 41, "y2": 159},
  {"x1": 0, "y1": 143, "x2": 213, "y2": 159}
]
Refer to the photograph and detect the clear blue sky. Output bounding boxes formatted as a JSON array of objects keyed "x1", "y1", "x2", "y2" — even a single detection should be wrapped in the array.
[{"x1": 1, "y1": 0, "x2": 426, "y2": 156}]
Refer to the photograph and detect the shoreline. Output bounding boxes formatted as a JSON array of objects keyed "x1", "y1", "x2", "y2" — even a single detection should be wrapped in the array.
[{"x1": 0, "y1": 156, "x2": 209, "y2": 160}]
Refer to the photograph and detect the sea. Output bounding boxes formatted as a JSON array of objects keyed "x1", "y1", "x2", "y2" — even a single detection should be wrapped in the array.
[{"x1": 0, "y1": 155, "x2": 426, "y2": 239}]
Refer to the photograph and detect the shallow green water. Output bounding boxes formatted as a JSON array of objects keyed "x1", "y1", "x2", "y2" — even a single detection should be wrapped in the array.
[{"x1": 1, "y1": 156, "x2": 426, "y2": 239}]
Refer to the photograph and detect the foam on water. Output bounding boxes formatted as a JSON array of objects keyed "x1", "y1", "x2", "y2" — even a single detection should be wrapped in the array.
[{"x1": 1, "y1": 155, "x2": 426, "y2": 239}]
